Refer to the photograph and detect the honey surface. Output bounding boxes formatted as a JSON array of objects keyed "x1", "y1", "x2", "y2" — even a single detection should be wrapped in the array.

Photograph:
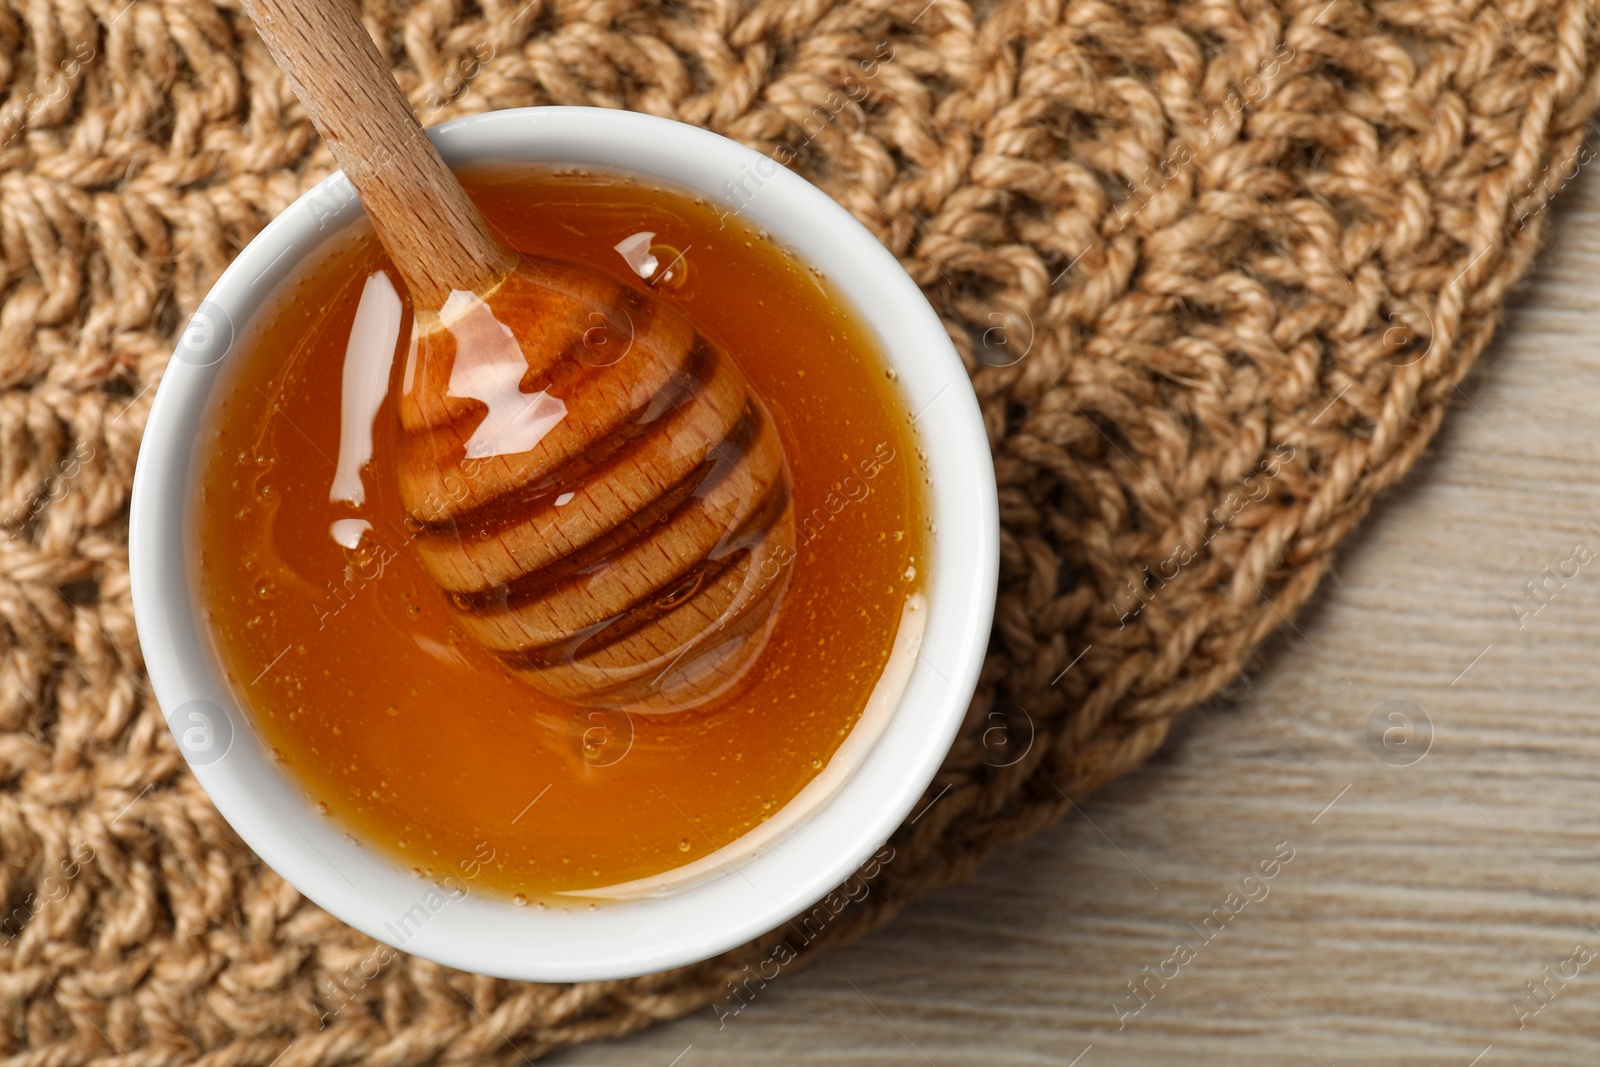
[{"x1": 192, "y1": 166, "x2": 928, "y2": 899}]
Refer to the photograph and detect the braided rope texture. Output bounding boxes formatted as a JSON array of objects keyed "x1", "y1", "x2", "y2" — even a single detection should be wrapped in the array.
[{"x1": 1, "y1": 0, "x2": 1596, "y2": 1058}]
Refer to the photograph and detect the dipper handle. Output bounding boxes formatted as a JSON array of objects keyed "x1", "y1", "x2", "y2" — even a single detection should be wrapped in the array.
[{"x1": 240, "y1": 0, "x2": 515, "y2": 309}]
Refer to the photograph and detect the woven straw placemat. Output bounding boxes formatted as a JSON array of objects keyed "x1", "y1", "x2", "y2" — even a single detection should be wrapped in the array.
[{"x1": 2, "y1": 0, "x2": 1596, "y2": 1059}]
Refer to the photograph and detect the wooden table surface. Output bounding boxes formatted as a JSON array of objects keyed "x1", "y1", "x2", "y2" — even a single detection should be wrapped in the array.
[{"x1": 546, "y1": 163, "x2": 1600, "y2": 1067}]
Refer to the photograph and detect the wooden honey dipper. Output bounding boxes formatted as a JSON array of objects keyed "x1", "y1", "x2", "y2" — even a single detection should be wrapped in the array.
[{"x1": 243, "y1": 0, "x2": 797, "y2": 710}]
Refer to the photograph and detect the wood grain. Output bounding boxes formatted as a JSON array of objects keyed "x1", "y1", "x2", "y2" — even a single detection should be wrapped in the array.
[
  {"x1": 239, "y1": 0, "x2": 513, "y2": 307},
  {"x1": 544, "y1": 153, "x2": 1600, "y2": 1066}
]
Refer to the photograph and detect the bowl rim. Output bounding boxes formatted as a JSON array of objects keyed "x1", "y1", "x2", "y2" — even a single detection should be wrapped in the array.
[{"x1": 129, "y1": 105, "x2": 998, "y2": 981}]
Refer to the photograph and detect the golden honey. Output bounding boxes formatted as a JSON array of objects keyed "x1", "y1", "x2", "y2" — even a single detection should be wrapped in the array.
[{"x1": 192, "y1": 166, "x2": 928, "y2": 899}]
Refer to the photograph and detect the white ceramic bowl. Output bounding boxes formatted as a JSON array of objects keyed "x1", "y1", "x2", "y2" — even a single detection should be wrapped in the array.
[{"x1": 130, "y1": 107, "x2": 997, "y2": 981}]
